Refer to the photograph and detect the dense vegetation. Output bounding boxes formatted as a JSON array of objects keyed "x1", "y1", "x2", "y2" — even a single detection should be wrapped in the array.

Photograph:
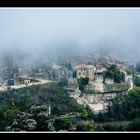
[
  {"x1": 77, "y1": 78, "x2": 89, "y2": 92},
  {"x1": 105, "y1": 65, "x2": 125, "y2": 83},
  {"x1": 134, "y1": 76, "x2": 140, "y2": 87},
  {"x1": 64, "y1": 62, "x2": 73, "y2": 71},
  {"x1": 94, "y1": 87, "x2": 140, "y2": 131},
  {"x1": 136, "y1": 61, "x2": 140, "y2": 72},
  {"x1": 0, "y1": 83, "x2": 84, "y2": 131}
]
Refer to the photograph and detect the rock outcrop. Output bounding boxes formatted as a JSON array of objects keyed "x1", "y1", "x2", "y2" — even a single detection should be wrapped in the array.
[{"x1": 68, "y1": 80, "x2": 130, "y2": 114}]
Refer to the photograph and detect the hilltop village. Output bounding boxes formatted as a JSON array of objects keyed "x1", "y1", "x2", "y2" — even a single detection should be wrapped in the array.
[
  {"x1": 68, "y1": 62, "x2": 133, "y2": 113},
  {"x1": 1, "y1": 51, "x2": 140, "y2": 131},
  {"x1": 0, "y1": 52, "x2": 134, "y2": 113}
]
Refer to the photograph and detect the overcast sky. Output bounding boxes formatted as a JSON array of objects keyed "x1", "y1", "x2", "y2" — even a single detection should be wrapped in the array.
[{"x1": 0, "y1": 8, "x2": 140, "y2": 62}]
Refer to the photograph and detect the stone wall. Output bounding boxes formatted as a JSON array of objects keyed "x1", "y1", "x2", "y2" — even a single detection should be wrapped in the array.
[{"x1": 105, "y1": 78, "x2": 114, "y2": 84}]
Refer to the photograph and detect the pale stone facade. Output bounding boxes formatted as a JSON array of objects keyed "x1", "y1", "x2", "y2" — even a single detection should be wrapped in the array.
[
  {"x1": 105, "y1": 78, "x2": 114, "y2": 84},
  {"x1": 24, "y1": 80, "x2": 30, "y2": 85}
]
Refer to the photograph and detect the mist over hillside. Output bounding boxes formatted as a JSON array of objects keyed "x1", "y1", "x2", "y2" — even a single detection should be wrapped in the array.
[{"x1": 0, "y1": 8, "x2": 140, "y2": 66}]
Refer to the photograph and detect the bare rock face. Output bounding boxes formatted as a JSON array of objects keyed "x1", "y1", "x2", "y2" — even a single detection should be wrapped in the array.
[
  {"x1": 80, "y1": 93, "x2": 117, "y2": 113},
  {"x1": 68, "y1": 77, "x2": 130, "y2": 114},
  {"x1": 69, "y1": 88, "x2": 81, "y2": 99},
  {"x1": 85, "y1": 81, "x2": 104, "y2": 93},
  {"x1": 68, "y1": 78, "x2": 79, "y2": 89},
  {"x1": 73, "y1": 81, "x2": 114, "y2": 113}
]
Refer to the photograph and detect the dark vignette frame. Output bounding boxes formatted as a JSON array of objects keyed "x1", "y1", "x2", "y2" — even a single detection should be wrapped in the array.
[{"x1": 0, "y1": 0, "x2": 139, "y2": 138}]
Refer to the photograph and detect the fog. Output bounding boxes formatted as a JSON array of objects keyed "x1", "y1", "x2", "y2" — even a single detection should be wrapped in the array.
[{"x1": 0, "y1": 8, "x2": 140, "y2": 65}]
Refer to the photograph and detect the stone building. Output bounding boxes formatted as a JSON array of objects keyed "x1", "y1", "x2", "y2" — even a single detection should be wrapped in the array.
[
  {"x1": 95, "y1": 69, "x2": 104, "y2": 82},
  {"x1": 24, "y1": 79, "x2": 30, "y2": 85},
  {"x1": 51, "y1": 64, "x2": 67, "y2": 80},
  {"x1": 74, "y1": 64, "x2": 96, "y2": 81}
]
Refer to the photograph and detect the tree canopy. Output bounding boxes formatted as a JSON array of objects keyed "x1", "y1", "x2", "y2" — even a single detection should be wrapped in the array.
[
  {"x1": 134, "y1": 76, "x2": 140, "y2": 87},
  {"x1": 105, "y1": 65, "x2": 125, "y2": 83},
  {"x1": 77, "y1": 78, "x2": 89, "y2": 92},
  {"x1": 136, "y1": 61, "x2": 140, "y2": 72},
  {"x1": 95, "y1": 87, "x2": 140, "y2": 123}
]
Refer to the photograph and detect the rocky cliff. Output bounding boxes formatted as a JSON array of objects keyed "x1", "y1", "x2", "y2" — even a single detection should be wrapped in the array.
[{"x1": 68, "y1": 80, "x2": 130, "y2": 114}]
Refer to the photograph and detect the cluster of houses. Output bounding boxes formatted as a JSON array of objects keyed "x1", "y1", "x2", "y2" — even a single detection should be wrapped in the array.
[
  {"x1": 73, "y1": 61, "x2": 132, "y2": 85},
  {"x1": 1, "y1": 62, "x2": 73, "y2": 87},
  {"x1": 22, "y1": 61, "x2": 132, "y2": 85},
  {"x1": 0, "y1": 56, "x2": 133, "y2": 87},
  {"x1": 6, "y1": 78, "x2": 31, "y2": 86},
  {"x1": 74, "y1": 63, "x2": 111, "y2": 84}
]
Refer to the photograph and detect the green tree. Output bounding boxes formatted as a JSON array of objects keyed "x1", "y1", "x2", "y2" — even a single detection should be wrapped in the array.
[
  {"x1": 53, "y1": 119, "x2": 71, "y2": 131},
  {"x1": 126, "y1": 69, "x2": 132, "y2": 75},
  {"x1": 134, "y1": 76, "x2": 140, "y2": 86},
  {"x1": 94, "y1": 87, "x2": 140, "y2": 123},
  {"x1": 4, "y1": 108, "x2": 21, "y2": 126},
  {"x1": 105, "y1": 70, "x2": 114, "y2": 79},
  {"x1": 105, "y1": 65, "x2": 125, "y2": 83},
  {"x1": 136, "y1": 61, "x2": 140, "y2": 72},
  {"x1": 76, "y1": 123, "x2": 96, "y2": 131},
  {"x1": 67, "y1": 62, "x2": 73, "y2": 71},
  {"x1": 127, "y1": 118, "x2": 140, "y2": 131},
  {"x1": 78, "y1": 78, "x2": 89, "y2": 92},
  {"x1": 58, "y1": 79, "x2": 68, "y2": 87},
  {"x1": 73, "y1": 71, "x2": 76, "y2": 78}
]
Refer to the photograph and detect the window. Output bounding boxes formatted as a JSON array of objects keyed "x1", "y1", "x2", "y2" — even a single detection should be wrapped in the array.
[{"x1": 79, "y1": 72, "x2": 81, "y2": 75}]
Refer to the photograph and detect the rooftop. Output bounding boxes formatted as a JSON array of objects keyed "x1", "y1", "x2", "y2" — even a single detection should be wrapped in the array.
[
  {"x1": 95, "y1": 67, "x2": 107, "y2": 73},
  {"x1": 74, "y1": 64, "x2": 95, "y2": 69}
]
